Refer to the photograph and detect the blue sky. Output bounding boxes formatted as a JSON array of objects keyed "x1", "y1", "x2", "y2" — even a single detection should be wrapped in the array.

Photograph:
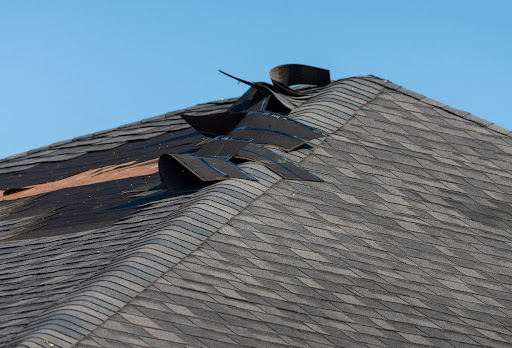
[{"x1": 1, "y1": 1, "x2": 511, "y2": 159}]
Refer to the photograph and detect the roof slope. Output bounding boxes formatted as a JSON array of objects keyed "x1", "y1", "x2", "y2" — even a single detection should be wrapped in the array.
[{"x1": 2, "y1": 69, "x2": 512, "y2": 348}]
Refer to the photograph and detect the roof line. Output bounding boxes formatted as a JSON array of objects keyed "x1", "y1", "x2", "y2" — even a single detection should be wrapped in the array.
[
  {"x1": 363, "y1": 75, "x2": 512, "y2": 137},
  {"x1": 4, "y1": 74, "x2": 508, "y2": 168}
]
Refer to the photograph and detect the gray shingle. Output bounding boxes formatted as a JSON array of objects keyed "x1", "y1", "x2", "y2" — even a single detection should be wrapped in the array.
[{"x1": 4, "y1": 73, "x2": 512, "y2": 348}]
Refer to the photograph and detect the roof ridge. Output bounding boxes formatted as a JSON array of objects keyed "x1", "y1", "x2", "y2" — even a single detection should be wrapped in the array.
[
  {"x1": 4, "y1": 75, "x2": 509, "y2": 168},
  {"x1": 363, "y1": 75, "x2": 512, "y2": 137}
]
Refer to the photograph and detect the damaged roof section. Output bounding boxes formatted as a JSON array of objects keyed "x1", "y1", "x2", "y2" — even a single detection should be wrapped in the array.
[
  {"x1": 0, "y1": 127, "x2": 205, "y2": 240},
  {"x1": 166, "y1": 64, "x2": 330, "y2": 188},
  {"x1": 0, "y1": 64, "x2": 329, "y2": 241}
]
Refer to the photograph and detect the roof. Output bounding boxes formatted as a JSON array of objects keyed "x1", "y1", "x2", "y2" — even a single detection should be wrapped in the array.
[{"x1": 2, "y1": 65, "x2": 512, "y2": 348}]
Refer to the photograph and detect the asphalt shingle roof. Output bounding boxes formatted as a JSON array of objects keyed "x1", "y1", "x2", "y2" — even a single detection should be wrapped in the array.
[{"x1": 1, "y1": 67, "x2": 512, "y2": 348}]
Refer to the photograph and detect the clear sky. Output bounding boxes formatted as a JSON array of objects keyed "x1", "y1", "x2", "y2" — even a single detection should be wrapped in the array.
[{"x1": 1, "y1": 1, "x2": 511, "y2": 160}]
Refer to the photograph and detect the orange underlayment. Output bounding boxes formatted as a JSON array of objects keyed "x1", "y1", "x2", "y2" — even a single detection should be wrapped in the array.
[{"x1": 0, "y1": 158, "x2": 159, "y2": 201}]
